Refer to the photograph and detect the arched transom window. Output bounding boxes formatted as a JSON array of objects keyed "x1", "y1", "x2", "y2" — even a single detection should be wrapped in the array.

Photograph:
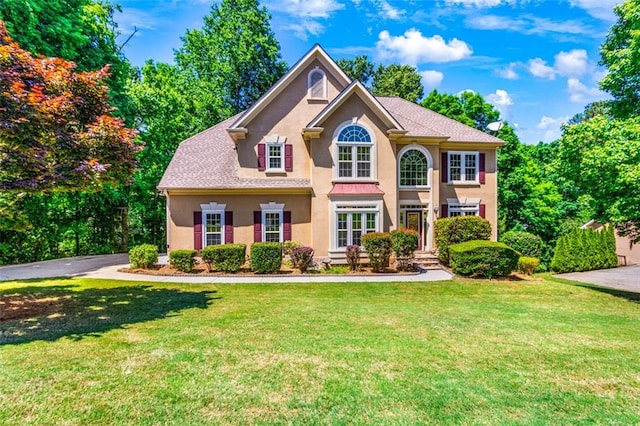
[
  {"x1": 336, "y1": 124, "x2": 373, "y2": 179},
  {"x1": 399, "y1": 149, "x2": 429, "y2": 187}
]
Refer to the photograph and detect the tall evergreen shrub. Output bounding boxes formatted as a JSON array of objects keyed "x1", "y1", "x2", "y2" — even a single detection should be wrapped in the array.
[{"x1": 551, "y1": 227, "x2": 618, "y2": 273}]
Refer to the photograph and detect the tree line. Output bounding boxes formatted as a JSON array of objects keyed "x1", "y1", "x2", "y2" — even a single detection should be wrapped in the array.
[{"x1": 0, "y1": 0, "x2": 638, "y2": 266}]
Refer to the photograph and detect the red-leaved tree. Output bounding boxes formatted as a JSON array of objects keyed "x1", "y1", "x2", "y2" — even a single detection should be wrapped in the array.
[{"x1": 0, "y1": 21, "x2": 138, "y2": 192}]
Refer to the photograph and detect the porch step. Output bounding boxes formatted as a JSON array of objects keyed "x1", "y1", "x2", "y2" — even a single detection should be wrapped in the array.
[{"x1": 413, "y1": 252, "x2": 442, "y2": 270}]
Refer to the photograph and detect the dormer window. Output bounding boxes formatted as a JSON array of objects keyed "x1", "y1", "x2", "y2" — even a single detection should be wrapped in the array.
[{"x1": 308, "y1": 67, "x2": 326, "y2": 99}]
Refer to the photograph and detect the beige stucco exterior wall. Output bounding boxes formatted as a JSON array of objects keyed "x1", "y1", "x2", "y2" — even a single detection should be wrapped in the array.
[
  {"x1": 235, "y1": 59, "x2": 346, "y2": 181},
  {"x1": 166, "y1": 193, "x2": 312, "y2": 252}
]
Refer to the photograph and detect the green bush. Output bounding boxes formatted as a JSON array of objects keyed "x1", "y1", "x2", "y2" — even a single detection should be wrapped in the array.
[
  {"x1": 390, "y1": 228, "x2": 419, "y2": 258},
  {"x1": 500, "y1": 231, "x2": 543, "y2": 258},
  {"x1": 291, "y1": 246, "x2": 314, "y2": 273},
  {"x1": 434, "y1": 216, "x2": 492, "y2": 266},
  {"x1": 128, "y1": 244, "x2": 158, "y2": 269},
  {"x1": 362, "y1": 232, "x2": 392, "y2": 273},
  {"x1": 449, "y1": 240, "x2": 519, "y2": 278},
  {"x1": 250, "y1": 242, "x2": 282, "y2": 274},
  {"x1": 551, "y1": 227, "x2": 618, "y2": 273},
  {"x1": 170, "y1": 249, "x2": 197, "y2": 273},
  {"x1": 201, "y1": 244, "x2": 246, "y2": 272},
  {"x1": 518, "y1": 256, "x2": 540, "y2": 275},
  {"x1": 346, "y1": 244, "x2": 361, "y2": 271}
]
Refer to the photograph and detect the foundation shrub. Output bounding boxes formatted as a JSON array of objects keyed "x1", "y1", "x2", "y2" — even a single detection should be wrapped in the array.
[
  {"x1": 434, "y1": 216, "x2": 492, "y2": 266},
  {"x1": 390, "y1": 229, "x2": 420, "y2": 257},
  {"x1": 128, "y1": 244, "x2": 158, "y2": 269},
  {"x1": 282, "y1": 240, "x2": 302, "y2": 257},
  {"x1": 250, "y1": 242, "x2": 282, "y2": 274},
  {"x1": 362, "y1": 232, "x2": 392, "y2": 273},
  {"x1": 200, "y1": 244, "x2": 246, "y2": 272},
  {"x1": 170, "y1": 249, "x2": 197, "y2": 273},
  {"x1": 449, "y1": 240, "x2": 519, "y2": 278},
  {"x1": 291, "y1": 246, "x2": 314, "y2": 273}
]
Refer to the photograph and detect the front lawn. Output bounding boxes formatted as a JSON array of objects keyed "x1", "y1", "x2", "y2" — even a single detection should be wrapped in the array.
[{"x1": 1, "y1": 276, "x2": 639, "y2": 424}]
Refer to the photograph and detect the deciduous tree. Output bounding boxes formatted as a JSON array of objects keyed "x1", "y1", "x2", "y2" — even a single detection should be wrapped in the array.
[
  {"x1": 0, "y1": 23, "x2": 138, "y2": 192},
  {"x1": 372, "y1": 64, "x2": 424, "y2": 103}
]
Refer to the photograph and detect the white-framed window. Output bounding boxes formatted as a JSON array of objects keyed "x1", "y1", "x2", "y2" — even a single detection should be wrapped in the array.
[
  {"x1": 201, "y1": 202, "x2": 226, "y2": 247},
  {"x1": 399, "y1": 145, "x2": 431, "y2": 188},
  {"x1": 335, "y1": 123, "x2": 374, "y2": 180},
  {"x1": 261, "y1": 202, "x2": 284, "y2": 243},
  {"x1": 448, "y1": 203, "x2": 479, "y2": 217},
  {"x1": 264, "y1": 135, "x2": 286, "y2": 172},
  {"x1": 448, "y1": 151, "x2": 479, "y2": 183},
  {"x1": 308, "y1": 67, "x2": 326, "y2": 99},
  {"x1": 331, "y1": 201, "x2": 381, "y2": 250}
]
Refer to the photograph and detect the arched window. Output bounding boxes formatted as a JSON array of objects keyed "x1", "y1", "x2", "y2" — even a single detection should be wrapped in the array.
[
  {"x1": 308, "y1": 68, "x2": 326, "y2": 99},
  {"x1": 336, "y1": 124, "x2": 373, "y2": 179},
  {"x1": 399, "y1": 149, "x2": 429, "y2": 187}
]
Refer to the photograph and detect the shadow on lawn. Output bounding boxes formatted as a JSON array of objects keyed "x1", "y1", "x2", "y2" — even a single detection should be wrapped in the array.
[
  {"x1": 577, "y1": 284, "x2": 640, "y2": 304},
  {"x1": 0, "y1": 280, "x2": 216, "y2": 345}
]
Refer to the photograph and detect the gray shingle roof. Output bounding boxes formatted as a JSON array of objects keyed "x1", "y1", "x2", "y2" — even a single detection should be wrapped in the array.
[
  {"x1": 159, "y1": 97, "x2": 503, "y2": 190},
  {"x1": 158, "y1": 114, "x2": 311, "y2": 190},
  {"x1": 376, "y1": 96, "x2": 504, "y2": 143}
]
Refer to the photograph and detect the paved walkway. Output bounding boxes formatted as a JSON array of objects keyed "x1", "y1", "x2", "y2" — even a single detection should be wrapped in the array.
[
  {"x1": 556, "y1": 264, "x2": 640, "y2": 293},
  {"x1": 0, "y1": 254, "x2": 452, "y2": 283}
]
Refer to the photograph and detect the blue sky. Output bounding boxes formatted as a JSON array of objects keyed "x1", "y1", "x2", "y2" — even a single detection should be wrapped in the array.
[{"x1": 114, "y1": 0, "x2": 621, "y2": 144}]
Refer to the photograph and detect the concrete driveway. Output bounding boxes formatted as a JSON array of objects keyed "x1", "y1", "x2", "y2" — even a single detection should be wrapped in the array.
[
  {"x1": 0, "y1": 254, "x2": 130, "y2": 281},
  {"x1": 557, "y1": 265, "x2": 640, "y2": 293}
]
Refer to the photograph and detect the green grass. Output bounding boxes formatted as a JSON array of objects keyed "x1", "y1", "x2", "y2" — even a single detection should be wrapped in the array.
[{"x1": 1, "y1": 276, "x2": 640, "y2": 425}]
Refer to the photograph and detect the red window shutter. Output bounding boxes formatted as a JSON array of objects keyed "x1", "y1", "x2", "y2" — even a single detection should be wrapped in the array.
[
  {"x1": 479, "y1": 204, "x2": 486, "y2": 218},
  {"x1": 479, "y1": 153, "x2": 486, "y2": 184},
  {"x1": 284, "y1": 144, "x2": 293, "y2": 172},
  {"x1": 193, "y1": 212, "x2": 202, "y2": 251},
  {"x1": 253, "y1": 211, "x2": 262, "y2": 242},
  {"x1": 283, "y1": 211, "x2": 292, "y2": 241},
  {"x1": 258, "y1": 144, "x2": 266, "y2": 171},
  {"x1": 441, "y1": 152, "x2": 448, "y2": 183},
  {"x1": 441, "y1": 204, "x2": 448, "y2": 218},
  {"x1": 224, "y1": 211, "x2": 234, "y2": 243}
]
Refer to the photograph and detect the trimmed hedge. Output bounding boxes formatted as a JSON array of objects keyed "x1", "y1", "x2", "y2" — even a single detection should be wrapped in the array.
[
  {"x1": 170, "y1": 249, "x2": 197, "y2": 273},
  {"x1": 500, "y1": 231, "x2": 543, "y2": 258},
  {"x1": 128, "y1": 244, "x2": 158, "y2": 269},
  {"x1": 390, "y1": 228, "x2": 419, "y2": 258},
  {"x1": 434, "y1": 216, "x2": 492, "y2": 266},
  {"x1": 201, "y1": 244, "x2": 246, "y2": 272},
  {"x1": 551, "y1": 227, "x2": 618, "y2": 273},
  {"x1": 362, "y1": 232, "x2": 392, "y2": 272},
  {"x1": 291, "y1": 246, "x2": 314, "y2": 273},
  {"x1": 250, "y1": 242, "x2": 282, "y2": 274},
  {"x1": 449, "y1": 240, "x2": 519, "y2": 278}
]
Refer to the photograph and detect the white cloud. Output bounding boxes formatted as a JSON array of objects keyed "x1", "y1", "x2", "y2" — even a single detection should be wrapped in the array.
[
  {"x1": 268, "y1": 0, "x2": 345, "y2": 18},
  {"x1": 466, "y1": 14, "x2": 593, "y2": 36},
  {"x1": 535, "y1": 115, "x2": 570, "y2": 142},
  {"x1": 497, "y1": 63, "x2": 519, "y2": 80},
  {"x1": 554, "y1": 49, "x2": 588, "y2": 77},
  {"x1": 528, "y1": 58, "x2": 556, "y2": 79},
  {"x1": 266, "y1": 0, "x2": 345, "y2": 39},
  {"x1": 420, "y1": 70, "x2": 444, "y2": 90},
  {"x1": 376, "y1": 29, "x2": 472, "y2": 65},
  {"x1": 445, "y1": 0, "x2": 514, "y2": 6},
  {"x1": 567, "y1": 78, "x2": 606, "y2": 102},
  {"x1": 569, "y1": 0, "x2": 619, "y2": 21},
  {"x1": 376, "y1": 0, "x2": 405, "y2": 20},
  {"x1": 485, "y1": 89, "x2": 513, "y2": 121}
]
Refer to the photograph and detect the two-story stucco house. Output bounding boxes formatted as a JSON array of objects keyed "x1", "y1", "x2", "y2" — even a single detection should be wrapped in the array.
[{"x1": 158, "y1": 45, "x2": 504, "y2": 261}]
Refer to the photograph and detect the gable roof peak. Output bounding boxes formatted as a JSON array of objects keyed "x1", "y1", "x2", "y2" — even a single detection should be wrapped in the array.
[{"x1": 228, "y1": 44, "x2": 351, "y2": 132}]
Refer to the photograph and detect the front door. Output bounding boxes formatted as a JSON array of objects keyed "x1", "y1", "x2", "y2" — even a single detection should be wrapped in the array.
[{"x1": 405, "y1": 211, "x2": 423, "y2": 250}]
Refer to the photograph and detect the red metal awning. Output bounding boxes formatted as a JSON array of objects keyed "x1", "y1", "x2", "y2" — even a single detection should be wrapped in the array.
[{"x1": 329, "y1": 183, "x2": 384, "y2": 195}]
